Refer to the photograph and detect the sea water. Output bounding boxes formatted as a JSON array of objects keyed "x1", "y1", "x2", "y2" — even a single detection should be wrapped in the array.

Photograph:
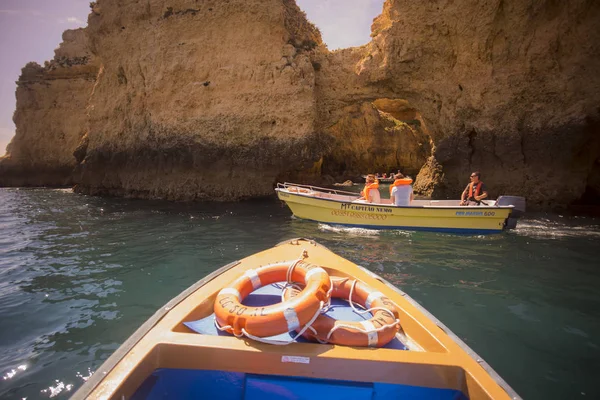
[{"x1": 0, "y1": 188, "x2": 599, "y2": 399}]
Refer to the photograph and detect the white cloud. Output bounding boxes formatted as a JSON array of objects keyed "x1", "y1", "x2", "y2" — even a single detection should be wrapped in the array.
[
  {"x1": 67, "y1": 16, "x2": 84, "y2": 24},
  {"x1": 58, "y1": 16, "x2": 85, "y2": 26}
]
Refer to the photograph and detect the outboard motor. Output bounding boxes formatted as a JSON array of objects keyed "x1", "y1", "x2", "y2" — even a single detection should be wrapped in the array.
[{"x1": 497, "y1": 196, "x2": 526, "y2": 229}]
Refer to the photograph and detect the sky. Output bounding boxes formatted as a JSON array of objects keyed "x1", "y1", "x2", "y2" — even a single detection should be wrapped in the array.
[{"x1": 0, "y1": 0, "x2": 385, "y2": 156}]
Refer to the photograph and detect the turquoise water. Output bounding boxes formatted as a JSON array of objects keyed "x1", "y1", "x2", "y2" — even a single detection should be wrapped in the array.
[{"x1": 0, "y1": 187, "x2": 599, "y2": 399}]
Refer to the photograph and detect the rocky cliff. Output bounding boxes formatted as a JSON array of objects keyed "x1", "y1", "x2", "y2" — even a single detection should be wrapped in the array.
[
  {"x1": 72, "y1": 0, "x2": 324, "y2": 200},
  {"x1": 1, "y1": 0, "x2": 599, "y2": 207},
  {"x1": 361, "y1": 0, "x2": 600, "y2": 207},
  {"x1": 0, "y1": 29, "x2": 98, "y2": 186}
]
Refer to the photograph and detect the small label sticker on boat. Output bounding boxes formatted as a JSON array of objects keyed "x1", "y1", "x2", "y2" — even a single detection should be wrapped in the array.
[{"x1": 281, "y1": 355, "x2": 310, "y2": 364}]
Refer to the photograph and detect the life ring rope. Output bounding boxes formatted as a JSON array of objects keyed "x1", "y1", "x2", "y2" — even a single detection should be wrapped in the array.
[
  {"x1": 213, "y1": 251, "x2": 401, "y2": 347},
  {"x1": 323, "y1": 280, "x2": 399, "y2": 345},
  {"x1": 347, "y1": 279, "x2": 398, "y2": 321},
  {"x1": 285, "y1": 258, "x2": 302, "y2": 283},
  {"x1": 214, "y1": 300, "x2": 326, "y2": 346},
  {"x1": 281, "y1": 278, "x2": 334, "y2": 314},
  {"x1": 281, "y1": 277, "x2": 401, "y2": 347}
]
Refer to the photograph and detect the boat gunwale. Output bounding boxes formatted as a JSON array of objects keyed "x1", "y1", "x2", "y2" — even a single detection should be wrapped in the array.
[
  {"x1": 278, "y1": 182, "x2": 360, "y2": 197},
  {"x1": 276, "y1": 187, "x2": 515, "y2": 211}
]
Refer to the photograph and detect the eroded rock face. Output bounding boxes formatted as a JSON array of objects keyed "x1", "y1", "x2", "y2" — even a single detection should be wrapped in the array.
[
  {"x1": 73, "y1": 0, "x2": 324, "y2": 200},
  {"x1": 0, "y1": 29, "x2": 98, "y2": 186},
  {"x1": 3, "y1": 0, "x2": 600, "y2": 207},
  {"x1": 360, "y1": 0, "x2": 600, "y2": 207},
  {"x1": 322, "y1": 101, "x2": 429, "y2": 180}
]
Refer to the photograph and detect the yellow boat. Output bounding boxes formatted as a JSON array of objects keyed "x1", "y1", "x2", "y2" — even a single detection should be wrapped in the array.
[
  {"x1": 73, "y1": 238, "x2": 520, "y2": 399},
  {"x1": 276, "y1": 183, "x2": 526, "y2": 234}
]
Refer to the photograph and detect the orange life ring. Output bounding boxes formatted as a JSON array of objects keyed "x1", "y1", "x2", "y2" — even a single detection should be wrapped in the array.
[
  {"x1": 283, "y1": 277, "x2": 400, "y2": 347},
  {"x1": 214, "y1": 260, "x2": 331, "y2": 338}
]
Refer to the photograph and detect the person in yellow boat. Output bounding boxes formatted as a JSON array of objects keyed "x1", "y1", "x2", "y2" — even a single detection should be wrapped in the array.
[
  {"x1": 390, "y1": 173, "x2": 414, "y2": 206},
  {"x1": 460, "y1": 171, "x2": 488, "y2": 205},
  {"x1": 359, "y1": 174, "x2": 381, "y2": 203}
]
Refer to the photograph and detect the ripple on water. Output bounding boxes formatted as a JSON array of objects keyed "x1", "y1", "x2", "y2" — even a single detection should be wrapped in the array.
[
  {"x1": 563, "y1": 326, "x2": 589, "y2": 338},
  {"x1": 508, "y1": 303, "x2": 541, "y2": 322},
  {"x1": 40, "y1": 379, "x2": 74, "y2": 398},
  {"x1": 2, "y1": 364, "x2": 27, "y2": 381},
  {"x1": 1, "y1": 189, "x2": 600, "y2": 400},
  {"x1": 514, "y1": 216, "x2": 600, "y2": 240},
  {"x1": 318, "y1": 223, "x2": 381, "y2": 236}
]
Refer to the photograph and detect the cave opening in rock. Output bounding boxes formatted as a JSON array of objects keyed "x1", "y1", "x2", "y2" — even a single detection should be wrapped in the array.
[
  {"x1": 321, "y1": 98, "x2": 432, "y2": 183},
  {"x1": 371, "y1": 98, "x2": 432, "y2": 177},
  {"x1": 295, "y1": 0, "x2": 385, "y2": 50}
]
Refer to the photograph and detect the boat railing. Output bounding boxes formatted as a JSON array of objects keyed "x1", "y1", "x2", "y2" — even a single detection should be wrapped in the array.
[{"x1": 278, "y1": 182, "x2": 359, "y2": 198}]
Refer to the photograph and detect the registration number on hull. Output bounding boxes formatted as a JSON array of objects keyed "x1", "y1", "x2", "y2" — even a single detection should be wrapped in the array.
[{"x1": 455, "y1": 211, "x2": 495, "y2": 216}]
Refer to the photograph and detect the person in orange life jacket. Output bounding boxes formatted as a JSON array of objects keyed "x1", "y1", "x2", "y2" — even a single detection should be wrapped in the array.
[
  {"x1": 359, "y1": 174, "x2": 381, "y2": 203},
  {"x1": 390, "y1": 173, "x2": 414, "y2": 206},
  {"x1": 460, "y1": 171, "x2": 488, "y2": 205}
]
